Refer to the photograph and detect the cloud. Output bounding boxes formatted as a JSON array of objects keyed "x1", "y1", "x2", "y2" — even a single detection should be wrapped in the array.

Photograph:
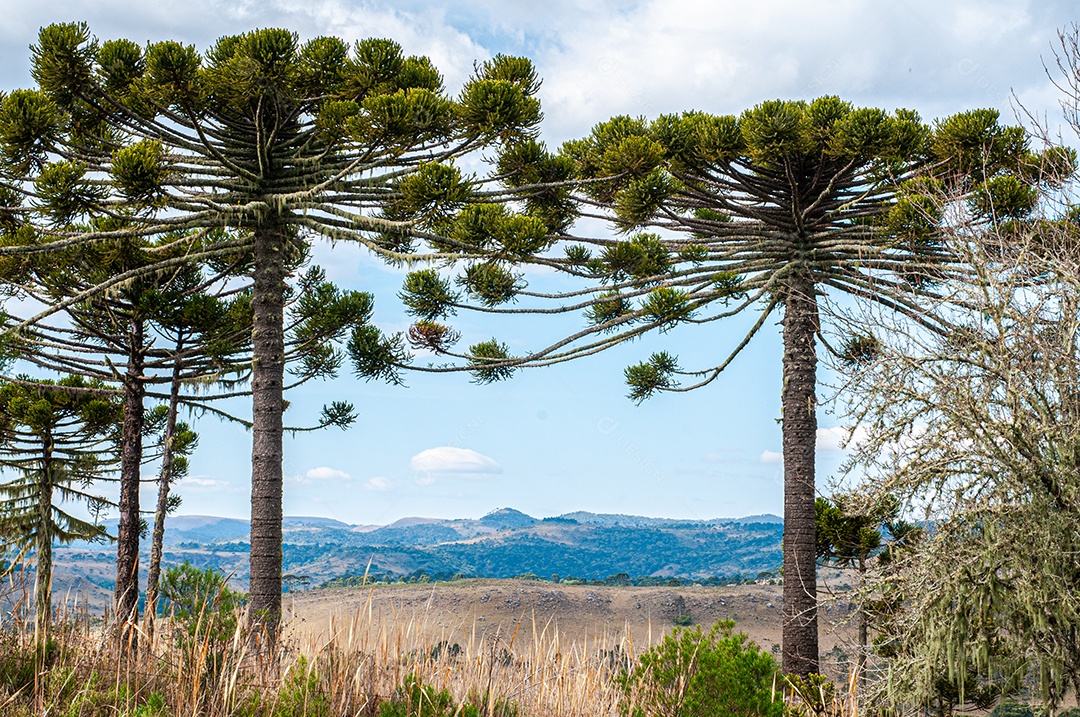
[
  {"x1": 305, "y1": 466, "x2": 351, "y2": 481},
  {"x1": 760, "y1": 450, "x2": 784, "y2": 465},
  {"x1": 410, "y1": 446, "x2": 502, "y2": 484},
  {"x1": 175, "y1": 476, "x2": 235, "y2": 491},
  {"x1": 816, "y1": 425, "x2": 869, "y2": 452},
  {"x1": 759, "y1": 426, "x2": 870, "y2": 465},
  {"x1": 364, "y1": 476, "x2": 394, "y2": 492}
]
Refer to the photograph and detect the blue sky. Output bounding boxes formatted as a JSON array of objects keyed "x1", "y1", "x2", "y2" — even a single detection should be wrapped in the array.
[{"x1": 1, "y1": 1, "x2": 1076, "y2": 524}]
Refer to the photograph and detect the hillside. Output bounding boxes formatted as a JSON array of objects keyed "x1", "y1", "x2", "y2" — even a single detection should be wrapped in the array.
[{"x1": 49, "y1": 508, "x2": 783, "y2": 609}]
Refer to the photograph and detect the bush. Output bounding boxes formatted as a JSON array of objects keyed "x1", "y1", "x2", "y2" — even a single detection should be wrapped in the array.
[
  {"x1": 618, "y1": 620, "x2": 782, "y2": 717},
  {"x1": 160, "y1": 561, "x2": 245, "y2": 637},
  {"x1": 989, "y1": 703, "x2": 1034, "y2": 717},
  {"x1": 159, "y1": 561, "x2": 245, "y2": 679},
  {"x1": 377, "y1": 674, "x2": 517, "y2": 717}
]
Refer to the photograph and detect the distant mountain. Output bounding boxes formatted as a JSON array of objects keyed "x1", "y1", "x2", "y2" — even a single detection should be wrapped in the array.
[
  {"x1": 51, "y1": 508, "x2": 784, "y2": 604},
  {"x1": 731, "y1": 514, "x2": 783, "y2": 524},
  {"x1": 478, "y1": 507, "x2": 538, "y2": 530}
]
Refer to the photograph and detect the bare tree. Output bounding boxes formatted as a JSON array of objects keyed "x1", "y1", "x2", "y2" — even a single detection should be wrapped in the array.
[{"x1": 836, "y1": 198, "x2": 1080, "y2": 708}]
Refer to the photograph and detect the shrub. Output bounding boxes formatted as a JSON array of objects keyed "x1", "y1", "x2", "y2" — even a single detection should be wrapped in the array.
[
  {"x1": 989, "y1": 702, "x2": 1034, "y2": 717},
  {"x1": 160, "y1": 561, "x2": 244, "y2": 638},
  {"x1": 377, "y1": 674, "x2": 517, "y2": 717},
  {"x1": 618, "y1": 620, "x2": 782, "y2": 717},
  {"x1": 159, "y1": 561, "x2": 245, "y2": 680}
]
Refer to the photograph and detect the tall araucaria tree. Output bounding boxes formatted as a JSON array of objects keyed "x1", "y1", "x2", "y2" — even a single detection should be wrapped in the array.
[
  {"x1": 0, "y1": 22, "x2": 544, "y2": 638},
  {"x1": 2, "y1": 231, "x2": 251, "y2": 645},
  {"x1": 391, "y1": 99, "x2": 1067, "y2": 675},
  {"x1": 5, "y1": 244, "x2": 402, "y2": 647},
  {"x1": 0, "y1": 375, "x2": 121, "y2": 652}
]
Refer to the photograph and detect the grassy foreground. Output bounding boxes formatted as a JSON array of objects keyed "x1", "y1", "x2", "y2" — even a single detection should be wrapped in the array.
[{"x1": 0, "y1": 575, "x2": 857, "y2": 716}]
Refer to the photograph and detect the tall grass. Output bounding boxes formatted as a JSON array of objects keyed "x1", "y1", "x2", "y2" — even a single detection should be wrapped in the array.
[
  {"x1": 0, "y1": 579, "x2": 633, "y2": 716},
  {"x1": 0, "y1": 572, "x2": 866, "y2": 716}
]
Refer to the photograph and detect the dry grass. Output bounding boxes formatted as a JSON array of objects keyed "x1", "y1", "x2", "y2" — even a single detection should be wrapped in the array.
[
  {"x1": 0, "y1": 573, "x2": 863, "y2": 716},
  {"x1": 0, "y1": 581, "x2": 634, "y2": 715}
]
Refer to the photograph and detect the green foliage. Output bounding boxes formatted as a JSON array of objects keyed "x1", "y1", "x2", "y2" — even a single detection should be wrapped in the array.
[
  {"x1": 377, "y1": 674, "x2": 517, "y2": 717},
  {"x1": 0, "y1": 89, "x2": 63, "y2": 173},
  {"x1": 740, "y1": 100, "x2": 812, "y2": 161},
  {"x1": 586, "y1": 292, "x2": 633, "y2": 328},
  {"x1": 495, "y1": 140, "x2": 576, "y2": 232},
  {"x1": 931, "y1": 109, "x2": 1027, "y2": 182},
  {"x1": 111, "y1": 140, "x2": 168, "y2": 205},
  {"x1": 784, "y1": 674, "x2": 842, "y2": 717},
  {"x1": 839, "y1": 334, "x2": 881, "y2": 367},
  {"x1": 347, "y1": 325, "x2": 407, "y2": 385},
  {"x1": 438, "y1": 203, "x2": 550, "y2": 258},
  {"x1": 617, "y1": 620, "x2": 782, "y2": 717},
  {"x1": 467, "y1": 339, "x2": 515, "y2": 383},
  {"x1": 253, "y1": 656, "x2": 332, "y2": 717},
  {"x1": 625, "y1": 351, "x2": 679, "y2": 403},
  {"x1": 34, "y1": 161, "x2": 106, "y2": 224},
  {"x1": 885, "y1": 179, "x2": 945, "y2": 244},
  {"x1": 595, "y1": 233, "x2": 671, "y2": 282},
  {"x1": 390, "y1": 163, "x2": 471, "y2": 228},
  {"x1": 969, "y1": 174, "x2": 1038, "y2": 220},
  {"x1": 478, "y1": 54, "x2": 541, "y2": 96},
  {"x1": 159, "y1": 560, "x2": 245, "y2": 673},
  {"x1": 616, "y1": 168, "x2": 676, "y2": 228},
  {"x1": 0, "y1": 376, "x2": 120, "y2": 554},
  {"x1": 457, "y1": 70, "x2": 542, "y2": 142},
  {"x1": 400, "y1": 269, "x2": 459, "y2": 320},
  {"x1": 458, "y1": 262, "x2": 523, "y2": 306},
  {"x1": 640, "y1": 287, "x2": 693, "y2": 327}
]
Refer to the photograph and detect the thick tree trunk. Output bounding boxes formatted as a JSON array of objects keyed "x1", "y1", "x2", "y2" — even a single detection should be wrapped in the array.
[
  {"x1": 144, "y1": 345, "x2": 183, "y2": 644},
  {"x1": 34, "y1": 439, "x2": 54, "y2": 652},
  {"x1": 248, "y1": 224, "x2": 286, "y2": 640},
  {"x1": 781, "y1": 270, "x2": 820, "y2": 677},
  {"x1": 115, "y1": 318, "x2": 145, "y2": 652}
]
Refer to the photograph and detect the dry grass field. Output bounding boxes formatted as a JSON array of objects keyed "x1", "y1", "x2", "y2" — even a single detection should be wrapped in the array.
[
  {"x1": 285, "y1": 578, "x2": 860, "y2": 677},
  {"x1": 0, "y1": 575, "x2": 863, "y2": 716}
]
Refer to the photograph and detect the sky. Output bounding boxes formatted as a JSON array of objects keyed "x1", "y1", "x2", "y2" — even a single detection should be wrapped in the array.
[{"x1": 1, "y1": 1, "x2": 1077, "y2": 525}]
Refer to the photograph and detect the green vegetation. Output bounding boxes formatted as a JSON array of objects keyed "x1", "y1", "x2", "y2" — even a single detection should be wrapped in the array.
[
  {"x1": 377, "y1": 675, "x2": 518, "y2": 717},
  {"x1": 617, "y1": 620, "x2": 782, "y2": 717},
  {"x1": 0, "y1": 13, "x2": 1079, "y2": 716}
]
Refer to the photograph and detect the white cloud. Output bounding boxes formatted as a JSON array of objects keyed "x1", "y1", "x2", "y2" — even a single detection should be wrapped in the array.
[
  {"x1": 410, "y1": 446, "x2": 502, "y2": 484},
  {"x1": 305, "y1": 466, "x2": 351, "y2": 481},
  {"x1": 758, "y1": 426, "x2": 869, "y2": 465},
  {"x1": 364, "y1": 476, "x2": 393, "y2": 492},
  {"x1": 175, "y1": 476, "x2": 234, "y2": 490},
  {"x1": 760, "y1": 450, "x2": 784, "y2": 465},
  {"x1": 816, "y1": 425, "x2": 869, "y2": 452}
]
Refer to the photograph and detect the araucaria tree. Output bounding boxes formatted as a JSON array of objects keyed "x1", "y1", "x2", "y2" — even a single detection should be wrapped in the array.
[
  {"x1": 0, "y1": 22, "x2": 543, "y2": 637},
  {"x1": 0, "y1": 376, "x2": 120, "y2": 649},
  {"x1": 399, "y1": 99, "x2": 1052, "y2": 674},
  {"x1": 2, "y1": 233, "x2": 248, "y2": 645}
]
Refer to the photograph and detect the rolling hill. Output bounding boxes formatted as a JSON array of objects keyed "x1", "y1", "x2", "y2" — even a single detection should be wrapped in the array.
[{"x1": 48, "y1": 508, "x2": 783, "y2": 607}]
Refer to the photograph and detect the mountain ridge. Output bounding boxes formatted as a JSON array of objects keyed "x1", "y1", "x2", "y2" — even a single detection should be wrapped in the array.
[{"x1": 52, "y1": 508, "x2": 784, "y2": 607}]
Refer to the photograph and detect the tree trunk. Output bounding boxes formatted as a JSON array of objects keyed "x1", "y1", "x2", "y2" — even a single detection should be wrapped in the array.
[
  {"x1": 781, "y1": 270, "x2": 820, "y2": 677},
  {"x1": 34, "y1": 437, "x2": 54, "y2": 652},
  {"x1": 248, "y1": 224, "x2": 286, "y2": 641},
  {"x1": 144, "y1": 341, "x2": 183, "y2": 644},
  {"x1": 115, "y1": 317, "x2": 145, "y2": 652}
]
